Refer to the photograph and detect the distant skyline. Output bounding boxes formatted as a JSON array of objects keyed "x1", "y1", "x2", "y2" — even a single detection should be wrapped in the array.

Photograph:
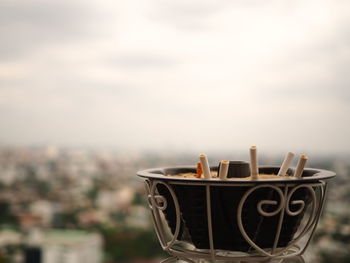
[{"x1": 0, "y1": 0, "x2": 349, "y2": 154}]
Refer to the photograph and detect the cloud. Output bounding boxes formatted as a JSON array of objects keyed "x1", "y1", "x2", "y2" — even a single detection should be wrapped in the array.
[
  {"x1": 149, "y1": 0, "x2": 230, "y2": 31},
  {"x1": 0, "y1": 0, "x2": 349, "y2": 153},
  {"x1": 106, "y1": 54, "x2": 180, "y2": 69},
  {"x1": 258, "y1": 33, "x2": 350, "y2": 103},
  {"x1": 0, "y1": 0, "x2": 95, "y2": 61}
]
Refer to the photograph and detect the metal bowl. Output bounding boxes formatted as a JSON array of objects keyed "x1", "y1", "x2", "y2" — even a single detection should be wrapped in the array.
[{"x1": 137, "y1": 166, "x2": 335, "y2": 261}]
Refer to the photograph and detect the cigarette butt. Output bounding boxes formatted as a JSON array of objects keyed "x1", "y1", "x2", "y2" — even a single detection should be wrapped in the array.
[
  {"x1": 250, "y1": 146, "x2": 259, "y2": 180},
  {"x1": 218, "y1": 160, "x2": 229, "y2": 180},
  {"x1": 277, "y1": 152, "x2": 295, "y2": 176},
  {"x1": 199, "y1": 154, "x2": 211, "y2": 179},
  {"x1": 196, "y1": 162, "x2": 202, "y2": 178},
  {"x1": 294, "y1": 154, "x2": 308, "y2": 178}
]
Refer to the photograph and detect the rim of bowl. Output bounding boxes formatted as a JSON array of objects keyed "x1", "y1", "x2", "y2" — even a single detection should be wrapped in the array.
[{"x1": 137, "y1": 165, "x2": 336, "y2": 184}]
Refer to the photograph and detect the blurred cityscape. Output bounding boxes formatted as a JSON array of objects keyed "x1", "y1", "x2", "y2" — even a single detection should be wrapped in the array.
[{"x1": 0, "y1": 146, "x2": 349, "y2": 263}]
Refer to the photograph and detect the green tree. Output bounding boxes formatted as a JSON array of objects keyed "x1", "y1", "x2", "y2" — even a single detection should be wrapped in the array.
[
  {"x1": 101, "y1": 227, "x2": 165, "y2": 262},
  {"x1": 0, "y1": 201, "x2": 17, "y2": 226}
]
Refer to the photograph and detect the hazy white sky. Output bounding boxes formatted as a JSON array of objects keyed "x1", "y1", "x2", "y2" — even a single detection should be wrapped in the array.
[{"x1": 0, "y1": 0, "x2": 349, "y2": 153}]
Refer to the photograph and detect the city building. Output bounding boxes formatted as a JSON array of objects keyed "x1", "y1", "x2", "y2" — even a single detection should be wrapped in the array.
[{"x1": 25, "y1": 229, "x2": 103, "y2": 263}]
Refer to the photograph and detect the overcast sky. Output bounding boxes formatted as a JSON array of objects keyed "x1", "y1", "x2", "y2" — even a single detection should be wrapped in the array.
[{"x1": 0, "y1": 0, "x2": 349, "y2": 154}]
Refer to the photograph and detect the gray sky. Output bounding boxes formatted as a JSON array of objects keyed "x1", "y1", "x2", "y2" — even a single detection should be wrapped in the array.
[{"x1": 0, "y1": 0, "x2": 349, "y2": 154}]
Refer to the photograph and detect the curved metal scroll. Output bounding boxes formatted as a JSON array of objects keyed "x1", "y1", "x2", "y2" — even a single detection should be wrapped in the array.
[
  {"x1": 237, "y1": 184, "x2": 319, "y2": 257},
  {"x1": 144, "y1": 179, "x2": 326, "y2": 262},
  {"x1": 145, "y1": 180, "x2": 182, "y2": 250}
]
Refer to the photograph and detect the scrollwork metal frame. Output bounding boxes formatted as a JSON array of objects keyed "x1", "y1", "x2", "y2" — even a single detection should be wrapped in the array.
[{"x1": 144, "y1": 179, "x2": 328, "y2": 263}]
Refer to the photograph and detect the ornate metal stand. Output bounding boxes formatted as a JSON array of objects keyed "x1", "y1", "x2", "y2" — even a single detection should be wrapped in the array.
[{"x1": 144, "y1": 179, "x2": 327, "y2": 263}]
